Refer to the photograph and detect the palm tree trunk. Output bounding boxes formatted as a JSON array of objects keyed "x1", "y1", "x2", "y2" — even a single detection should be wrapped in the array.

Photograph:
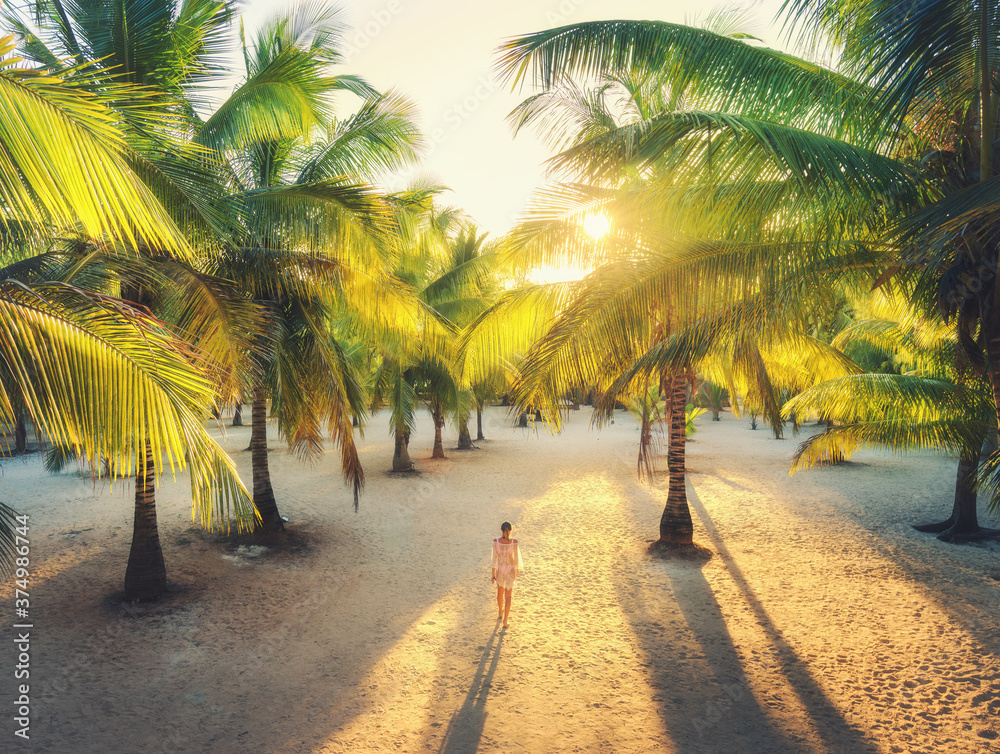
[
  {"x1": 250, "y1": 386, "x2": 284, "y2": 532},
  {"x1": 392, "y1": 426, "x2": 413, "y2": 471},
  {"x1": 14, "y1": 410, "x2": 27, "y2": 454},
  {"x1": 124, "y1": 442, "x2": 167, "y2": 601},
  {"x1": 637, "y1": 402, "x2": 654, "y2": 481},
  {"x1": 649, "y1": 371, "x2": 695, "y2": 553},
  {"x1": 432, "y1": 404, "x2": 446, "y2": 458},
  {"x1": 517, "y1": 411, "x2": 528, "y2": 428},
  {"x1": 232, "y1": 402, "x2": 243, "y2": 427},
  {"x1": 457, "y1": 416, "x2": 474, "y2": 449},
  {"x1": 476, "y1": 406, "x2": 485, "y2": 441},
  {"x1": 914, "y1": 448, "x2": 1000, "y2": 542}
]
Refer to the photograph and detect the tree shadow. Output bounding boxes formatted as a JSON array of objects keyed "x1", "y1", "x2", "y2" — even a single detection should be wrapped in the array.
[
  {"x1": 681, "y1": 485, "x2": 878, "y2": 753},
  {"x1": 684, "y1": 467, "x2": 752, "y2": 492},
  {"x1": 617, "y1": 557, "x2": 803, "y2": 752},
  {"x1": 436, "y1": 624, "x2": 504, "y2": 754},
  {"x1": 848, "y1": 506, "x2": 1000, "y2": 659}
]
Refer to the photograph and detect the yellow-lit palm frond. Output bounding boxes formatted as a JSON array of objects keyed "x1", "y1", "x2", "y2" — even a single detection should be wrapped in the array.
[
  {"x1": 238, "y1": 179, "x2": 397, "y2": 260},
  {"x1": 0, "y1": 281, "x2": 254, "y2": 531},
  {"x1": 0, "y1": 37, "x2": 187, "y2": 251},
  {"x1": 790, "y1": 419, "x2": 985, "y2": 471},
  {"x1": 783, "y1": 373, "x2": 989, "y2": 426},
  {"x1": 456, "y1": 281, "x2": 580, "y2": 388}
]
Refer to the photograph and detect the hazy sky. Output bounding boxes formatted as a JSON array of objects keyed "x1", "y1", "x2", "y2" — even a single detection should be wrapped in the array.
[{"x1": 241, "y1": 0, "x2": 794, "y2": 236}]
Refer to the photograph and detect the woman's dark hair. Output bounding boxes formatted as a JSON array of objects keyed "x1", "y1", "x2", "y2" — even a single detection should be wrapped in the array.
[{"x1": 501, "y1": 521, "x2": 512, "y2": 533}]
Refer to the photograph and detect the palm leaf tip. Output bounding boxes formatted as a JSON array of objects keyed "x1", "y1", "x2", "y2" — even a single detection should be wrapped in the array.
[{"x1": 0, "y1": 503, "x2": 19, "y2": 576}]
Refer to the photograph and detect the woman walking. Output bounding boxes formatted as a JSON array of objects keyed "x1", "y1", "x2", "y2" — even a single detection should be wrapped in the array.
[{"x1": 491, "y1": 521, "x2": 522, "y2": 628}]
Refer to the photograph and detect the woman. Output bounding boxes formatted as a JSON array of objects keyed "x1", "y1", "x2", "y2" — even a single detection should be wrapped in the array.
[{"x1": 491, "y1": 521, "x2": 522, "y2": 628}]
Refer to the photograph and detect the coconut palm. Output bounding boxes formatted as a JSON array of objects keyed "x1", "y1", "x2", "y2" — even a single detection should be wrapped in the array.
[
  {"x1": 497, "y1": 6, "x2": 1000, "y2": 479},
  {"x1": 371, "y1": 201, "x2": 495, "y2": 467},
  {"x1": 428, "y1": 226, "x2": 497, "y2": 450},
  {"x1": 0, "y1": 276, "x2": 255, "y2": 587},
  {"x1": 784, "y1": 297, "x2": 1000, "y2": 541},
  {"x1": 473, "y1": 50, "x2": 871, "y2": 554},
  {"x1": 779, "y1": 0, "x2": 1000, "y2": 439},
  {"x1": 200, "y1": 4, "x2": 422, "y2": 523},
  {"x1": 0, "y1": 18, "x2": 259, "y2": 591},
  {"x1": 694, "y1": 380, "x2": 727, "y2": 421}
]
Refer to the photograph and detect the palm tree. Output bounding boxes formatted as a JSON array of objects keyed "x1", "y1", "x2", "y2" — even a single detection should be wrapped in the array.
[
  {"x1": 472, "y1": 49, "x2": 869, "y2": 554},
  {"x1": 201, "y1": 3, "x2": 421, "y2": 523},
  {"x1": 779, "y1": 0, "x2": 1000, "y2": 438},
  {"x1": 371, "y1": 201, "x2": 495, "y2": 467},
  {"x1": 428, "y1": 226, "x2": 497, "y2": 450},
  {"x1": 5, "y1": 0, "x2": 244, "y2": 580},
  {"x1": 0, "y1": 278, "x2": 255, "y2": 589},
  {"x1": 0, "y1": 21, "x2": 256, "y2": 591},
  {"x1": 695, "y1": 380, "x2": 727, "y2": 421},
  {"x1": 784, "y1": 300, "x2": 1000, "y2": 542},
  {"x1": 497, "y1": 6, "x2": 1000, "y2": 493}
]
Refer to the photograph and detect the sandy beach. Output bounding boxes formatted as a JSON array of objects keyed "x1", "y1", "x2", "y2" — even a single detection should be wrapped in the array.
[{"x1": 1, "y1": 406, "x2": 998, "y2": 753}]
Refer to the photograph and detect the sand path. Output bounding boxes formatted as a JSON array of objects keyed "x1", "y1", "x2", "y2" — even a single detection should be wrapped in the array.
[{"x1": 1, "y1": 408, "x2": 998, "y2": 752}]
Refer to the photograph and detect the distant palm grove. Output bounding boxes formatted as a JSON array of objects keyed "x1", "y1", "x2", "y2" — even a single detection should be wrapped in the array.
[{"x1": 1, "y1": 0, "x2": 998, "y2": 600}]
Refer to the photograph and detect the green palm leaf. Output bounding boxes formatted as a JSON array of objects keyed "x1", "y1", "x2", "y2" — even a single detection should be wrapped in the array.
[
  {"x1": 297, "y1": 92, "x2": 422, "y2": 183},
  {"x1": 0, "y1": 281, "x2": 255, "y2": 530},
  {"x1": 498, "y1": 19, "x2": 891, "y2": 143},
  {"x1": 0, "y1": 38, "x2": 187, "y2": 250}
]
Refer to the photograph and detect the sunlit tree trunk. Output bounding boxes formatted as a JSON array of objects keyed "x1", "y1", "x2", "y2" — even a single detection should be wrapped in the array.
[
  {"x1": 124, "y1": 442, "x2": 167, "y2": 601},
  {"x1": 250, "y1": 386, "x2": 284, "y2": 532},
  {"x1": 649, "y1": 371, "x2": 694, "y2": 552},
  {"x1": 392, "y1": 427, "x2": 413, "y2": 471},
  {"x1": 432, "y1": 401, "x2": 446, "y2": 458},
  {"x1": 457, "y1": 414, "x2": 474, "y2": 449}
]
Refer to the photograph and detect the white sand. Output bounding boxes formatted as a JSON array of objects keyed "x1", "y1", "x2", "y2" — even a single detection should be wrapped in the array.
[{"x1": 1, "y1": 407, "x2": 998, "y2": 753}]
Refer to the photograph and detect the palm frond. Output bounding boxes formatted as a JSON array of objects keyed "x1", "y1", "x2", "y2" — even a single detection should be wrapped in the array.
[
  {"x1": 498, "y1": 19, "x2": 894, "y2": 143},
  {"x1": 0, "y1": 280, "x2": 254, "y2": 529},
  {"x1": 0, "y1": 39, "x2": 188, "y2": 250},
  {"x1": 297, "y1": 91, "x2": 423, "y2": 183},
  {"x1": 791, "y1": 419, "x2": 986, "y2": 472}
]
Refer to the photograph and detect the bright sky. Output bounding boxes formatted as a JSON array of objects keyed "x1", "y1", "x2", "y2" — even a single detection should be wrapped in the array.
[{"x1": 241, "y1": 0, "x2": 795, "y2": 237}]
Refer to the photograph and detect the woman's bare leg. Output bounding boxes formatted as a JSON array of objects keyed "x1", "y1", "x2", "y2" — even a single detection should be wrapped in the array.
[
  {"x1": 496, "y1": 585, "x2": 504, "y2": 618},
  {"x1": 503, "y1": 588, "x2": 512, "y2": 627}
]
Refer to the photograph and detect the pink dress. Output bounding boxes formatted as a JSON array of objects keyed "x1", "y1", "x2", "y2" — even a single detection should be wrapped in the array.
[{"x1": 492, "y1": 538, "x2": 523, "y2": 589}]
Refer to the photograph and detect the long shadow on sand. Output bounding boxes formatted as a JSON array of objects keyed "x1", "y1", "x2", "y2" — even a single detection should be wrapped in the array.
[
  {"x1": 686, "y1": 485, "x2": 878, "y2": 753},
  {"x1": 617, "y1": 559, "x2": 802, "y2": 751},
  {"x1": 614, "y1": 482, "x2": 878, "y2": 753},
  {"x1": 436, "y1": 624, "x2": 505, "y2": 753},
  {"x1": 846, "y1": 496, "x2": 1000, "y2": 660}
]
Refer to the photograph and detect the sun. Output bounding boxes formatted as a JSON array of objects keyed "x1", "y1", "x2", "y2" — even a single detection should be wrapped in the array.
[{"x1": 582, "y1": 213, "x2": 611, "y2": 240}]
